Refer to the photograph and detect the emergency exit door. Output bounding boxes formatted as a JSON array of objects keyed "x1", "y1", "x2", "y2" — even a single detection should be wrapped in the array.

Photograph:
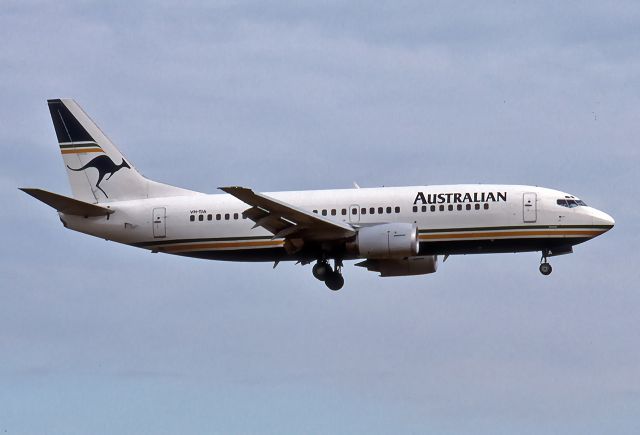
[
  {"x1": 153, "y1": 207, "x2": 166, "y2": 238},
  {"x1": 523, "y1": 193, "x2": 537, "y2": 223}
]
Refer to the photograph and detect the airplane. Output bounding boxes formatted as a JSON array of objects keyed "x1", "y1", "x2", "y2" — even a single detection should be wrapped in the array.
[{"x1": 21, "y1": 99, "x2": 615, "y2": 290}]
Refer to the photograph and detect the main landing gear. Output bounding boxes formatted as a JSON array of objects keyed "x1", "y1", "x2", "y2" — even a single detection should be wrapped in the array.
[
  {"x1": 539, "y1": 250, "x2": 553, "y2": 276},
  {"x1": 312, "y1": 259, "x2": 344, "y2": 291}
]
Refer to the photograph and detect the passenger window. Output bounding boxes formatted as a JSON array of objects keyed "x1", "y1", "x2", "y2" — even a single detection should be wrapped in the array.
[
  {"x1": 190, "y1": 215, "x2": 195, "y2": 222},
  {"x1": 313, "y1": 210, "x2": 318, "y2": 214},
  {"x1": 370, "y1": 207, "x2": 375, "y2": 214},
  {"x1": 361, "y1": 208, "x2": 367, "y2": 215},
  {"x1": 198, "y1": 214, "x2": 204, "y2": 221},
  {"x1": 351, "y1": 208, "x2": 357, "y2": 215},
  {"x1": 466, "y1": 204, "x2": 471, "y2": 210},
  {"x1": 413, "y1": 206, "x2": 418, "y2": 212},
  {"x1": 322, "y1": 210, "x2": 327, "y2": 216},
  {"x1": 439, "y1": 205, "x2": 445, "y2": 211},
  {"x1": 430, "y1": 205, "x2": 436, "y2": 212},
  {"x1": 386, "y1": 206, "x2": 392, "y2": 214},
  {"x1": 216, "y1": 214, "x2": 221, "y2": 220},
  {"x1": 331, "y1": 209, "x2": 337, "y2": 216},
  {"x1": 421, "y1": 205, "x2": 427, "y2": 212},
  {"x1": 225, "y1": 213, "x2": 230, "y2": 220},
  {"x1": 475, "y1": 204, "x2": 480, "y2": 210},
  {"x1": 207, "y1": 214, "x2": 212, "y2": 221},
  {"x1": 395, "y1": 206, "x2": 400, "y2": 213},
  {"x1": 448, "y1": 204, "x2": 453, "y2": 211},
  {"x1": 342, "y1": 209, "x2": 348, "y2": 216},
  {"x1": 378, "y1": 207, "x2": 383, "y2": 214},
  {"x1": 484, "y1": 203, "x2": 489, "y2": 210},
  {"x1": 233, "y1": 213, "x2": 238, "y2": 220},
  {"x1": 457, "y1": 204, "x2": 462, "y2": 211}
]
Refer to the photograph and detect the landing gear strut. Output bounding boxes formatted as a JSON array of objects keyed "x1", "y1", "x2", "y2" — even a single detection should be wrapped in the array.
[
  {"x1": 539, "y1": 250, "x2": 552, "y2": 276},
  {"x1": 313, "y1": 259, "x2": 344, "y2": 290}
]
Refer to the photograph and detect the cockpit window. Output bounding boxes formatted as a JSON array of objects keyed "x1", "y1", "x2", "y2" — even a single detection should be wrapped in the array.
[{"x1": 557, "y1": 199, "x2": 587, "y2": 208}]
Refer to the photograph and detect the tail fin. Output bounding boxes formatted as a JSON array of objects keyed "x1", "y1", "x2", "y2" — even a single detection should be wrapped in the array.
[{"x1": 47, "y1": 99, "x2": 197, "y2": 203}]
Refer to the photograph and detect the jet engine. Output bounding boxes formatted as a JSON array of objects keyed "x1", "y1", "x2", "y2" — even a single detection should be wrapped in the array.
[
  {"x1": 356, "y1": 223, "x2": 419, "y2": 258},
  {"x1": 356, "y1": 255, "x2": 438, "y2": 277}
]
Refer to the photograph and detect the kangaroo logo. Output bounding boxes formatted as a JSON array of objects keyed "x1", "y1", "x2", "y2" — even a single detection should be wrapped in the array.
[{"x1": 67, "y1": 155, "x2": 130, "y2": 198}]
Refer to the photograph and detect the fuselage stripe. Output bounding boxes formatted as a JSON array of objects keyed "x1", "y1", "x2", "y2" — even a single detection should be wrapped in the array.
[
  {"x1": 419, "y1": 229, "x2": 604, "y2": 241},
  {"x1": 135, "y1": 225, "x2": 608, "y2": 252},
  {"x1": 160, "y1": 240, "x2": 284, "y2": 253},
  {"x1": 418, "y1": 224, "x2": 611, "y2": 233},
  {"x1": 134, "y1": 235, "x2": 271, "y2": 248}
]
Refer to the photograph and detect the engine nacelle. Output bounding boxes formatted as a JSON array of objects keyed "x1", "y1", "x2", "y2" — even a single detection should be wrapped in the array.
[
  {"x1": 356, "y1": 223, "x2": 419, "y2": 259},
  {"x1": 356, "y1": 255, "x2": 438, "y2": 277}
]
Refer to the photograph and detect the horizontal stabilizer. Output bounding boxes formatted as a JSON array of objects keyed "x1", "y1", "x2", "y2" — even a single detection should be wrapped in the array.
[{"x1": 19, "y1": 188, "x2": 114, "y2": 217}]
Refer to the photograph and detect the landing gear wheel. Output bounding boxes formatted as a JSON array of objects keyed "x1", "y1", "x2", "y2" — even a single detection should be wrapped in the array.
[
  {"x1": 539, "y1": 262, "x2": 552, "y2": 276},
  {"x1": 312, "y1": 262, "x2": 332, "y2": 281},
  {"x1": 325, "y1": 271, "x2": 344, "y2": 291}
]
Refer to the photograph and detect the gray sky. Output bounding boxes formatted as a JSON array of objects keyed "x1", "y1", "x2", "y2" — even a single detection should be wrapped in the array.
[{"x1": 1, "y1": 1, "x2": 639, "y2": 434}]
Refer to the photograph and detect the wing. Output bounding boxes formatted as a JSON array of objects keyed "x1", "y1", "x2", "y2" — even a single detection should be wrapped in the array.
[{"x1": 219, "y1": 186, "x2": 356, "y2": 241}]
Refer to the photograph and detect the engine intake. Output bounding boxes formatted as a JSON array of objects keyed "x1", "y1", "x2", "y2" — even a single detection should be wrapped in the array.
[{"x1": 356, "y1": 223, "x2": 419, "y2": 259}]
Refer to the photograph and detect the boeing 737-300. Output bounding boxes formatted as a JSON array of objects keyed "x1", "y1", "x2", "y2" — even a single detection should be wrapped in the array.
[{"x1": 21, "y1": 99, "x2": 615, "y2": 290}]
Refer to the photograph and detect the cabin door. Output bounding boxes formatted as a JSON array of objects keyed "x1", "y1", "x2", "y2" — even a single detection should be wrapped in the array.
[
  {"x1": 523, "y1": 193, "x2": 537, "y2": 223},
  {"x1": 153, "y1": 207, "x2": 166, "y2": 238}
]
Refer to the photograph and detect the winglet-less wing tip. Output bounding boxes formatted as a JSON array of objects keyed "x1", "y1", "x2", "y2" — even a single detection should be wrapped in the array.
[{"x1": 219, "y1": 186, "x2": 248, "y2": 193}]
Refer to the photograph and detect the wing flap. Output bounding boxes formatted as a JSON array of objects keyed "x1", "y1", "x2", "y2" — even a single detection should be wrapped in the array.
[{"x1": 20, "y1": 188, "x2": 113, "y2": 217}]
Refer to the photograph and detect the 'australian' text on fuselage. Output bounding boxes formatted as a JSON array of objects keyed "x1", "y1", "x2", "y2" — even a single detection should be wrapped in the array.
[{"x1": 413, "y1": 191, "x2": 508, "y2": 205}]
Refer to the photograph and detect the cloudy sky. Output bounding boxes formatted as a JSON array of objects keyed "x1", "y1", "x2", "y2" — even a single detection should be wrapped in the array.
[{"x1": 1, "y1": 1, "x2": 639, "y2": 433}]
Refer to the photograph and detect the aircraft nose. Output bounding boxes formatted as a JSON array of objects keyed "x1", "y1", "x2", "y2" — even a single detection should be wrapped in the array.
[{"x1": 591, "y1": 209, "x2": 615, "y2": 230}]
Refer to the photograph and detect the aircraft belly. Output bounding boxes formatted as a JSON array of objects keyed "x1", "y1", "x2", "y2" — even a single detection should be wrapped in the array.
[
  {"x1": 418, "y1": 237, "x2": 589, "y2": 256},
  {"x1": 174, "y1": 247, "x2": 291, "y2": 262}
]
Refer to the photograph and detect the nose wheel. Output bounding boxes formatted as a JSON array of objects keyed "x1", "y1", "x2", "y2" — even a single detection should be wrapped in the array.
[
  {"x1": 539, "y1": 262, "x2": 552, "y2": 275},
  {"x1": 539, "y1": 250, "x2": 552, "y2": 276},
  {"x1": 313, "y1": 259, "x2": 344, "y2": 290}
]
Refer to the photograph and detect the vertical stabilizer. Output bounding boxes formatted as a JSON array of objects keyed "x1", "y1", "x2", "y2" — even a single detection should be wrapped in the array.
[{"x1": 47, "y1": 99, "x2": 197, "y2": 203}]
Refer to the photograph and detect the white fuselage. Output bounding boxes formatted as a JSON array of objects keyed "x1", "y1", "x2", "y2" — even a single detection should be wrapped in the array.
[{"x1": 60, "y1": 184, "x2": 614, "y2": 263}]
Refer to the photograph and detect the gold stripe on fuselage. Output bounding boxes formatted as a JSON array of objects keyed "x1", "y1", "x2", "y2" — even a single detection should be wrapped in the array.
[
  {"x1": 160, "y1": 240, "x2": 284, "y2": 253},
  {"x1": 144, "y1": 227, "x2": 605, "y2": 253},
  {"x1": 419, "y1": 229, "x2": 604, "y2": 241}
]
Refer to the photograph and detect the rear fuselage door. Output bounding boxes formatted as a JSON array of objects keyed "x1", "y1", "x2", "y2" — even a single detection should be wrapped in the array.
[
  {"x1": 523, "y1": 193, "x2": 537, "y2": 223},
  {"x1": 153, "y1": 207, "x2": 166, "y2": 238}
]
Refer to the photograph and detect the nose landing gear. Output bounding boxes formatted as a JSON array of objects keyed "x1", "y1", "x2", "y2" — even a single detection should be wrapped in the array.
[
  {"x1": 539, "y1": 250, "x2": 552, "y2": 275},
  {"x1": 313, "y1": 259, "x2": 344, "y2": 290}
]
